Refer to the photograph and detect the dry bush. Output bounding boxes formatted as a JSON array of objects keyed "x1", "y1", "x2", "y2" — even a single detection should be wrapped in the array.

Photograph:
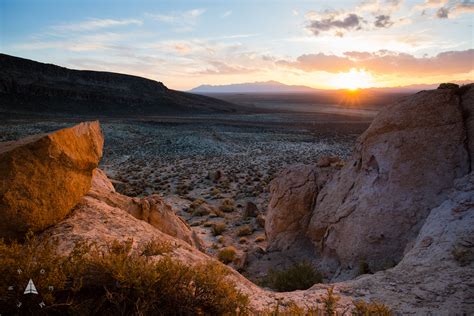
[
  {"x1": 220, "y1": 198, "x2": 235, "y2": 213},
  {"x1": 218, "y1": 246, "x2": 237, "y2": 264},
  {"x1": 140, "y1": 239, "x2": 173, "y2": 257},
  {"x1": 212, "y1": 222, "x2": 227, "y2": 236},
  {"x1": 237, "y1": 225, "x2": 253, "y2": 237},
  {"x1": 322, "y1": 286, "x2": 340, "y2": 315},
  {"x1": 0, "y1": 234, "x2": 248, "y2": 315},
  {"x1": 352, "y1": 299, "x2": 393, "y2": 315}
]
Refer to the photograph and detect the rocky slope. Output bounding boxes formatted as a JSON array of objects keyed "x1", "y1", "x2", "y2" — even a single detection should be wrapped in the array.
[
  {"x1": 0, "y1": 54, "x2": 242, "y2": 116},
  {"x1": 267, "y1": 84, "x2": 474, "y2": 283}
]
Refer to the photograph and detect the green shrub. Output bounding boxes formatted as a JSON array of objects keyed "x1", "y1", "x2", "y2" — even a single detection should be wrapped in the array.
[
  {"x1": 218, "y1": 246, "x2": 237, "y2": 264},
  {"x1": 0, "y1": 234, "x2": 248, "y2": 315},
  {"x1": 262, "y1": 261, "x2": 322, "y2": 292}
]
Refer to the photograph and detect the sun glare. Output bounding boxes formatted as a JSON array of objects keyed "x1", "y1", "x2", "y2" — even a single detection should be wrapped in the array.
[{"x1": 332, "y1": 68, "x2": 373, "y2": 91}]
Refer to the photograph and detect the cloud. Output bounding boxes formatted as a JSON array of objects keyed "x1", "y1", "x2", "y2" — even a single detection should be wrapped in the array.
[
  {"x1": 146, "y1": 8, "x2": 205, "y2": 31},
  {"x1": 277, "y1": 53, "x2": 354, "y2": 72},
  {"x1": 147, "y1": 8, "x2": 205, "y2": 23},
  {"x1": 51, "y1": 18, "x2": 142, "y2": 32},
  {"x1": 221, "y1": 10, "x2": 232, "y2": 18},
  {"x1": 415, "y1": 0, "x2": 474, "y2": 18},
  {"x1": 277, "y1": 49, "x2": 474, "y2": 75},
  {"x1": 307, "y1": 13, "x2": 364, "y2": 36},
  {"x1": 374, "y1": 15, "x2": 394, "y2": 27},
  {"x1": 197, "y1": 61, "x2": 259, "y2": 75}
]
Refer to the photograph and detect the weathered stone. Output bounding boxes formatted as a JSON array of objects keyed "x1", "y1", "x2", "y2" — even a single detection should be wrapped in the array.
[
  {"x1": 306, "y1": 87, "x2": 471, "y2": 278},
  {"x1": 265, "y1": 165, "x2": 334, "y2": 250},
  {"x1": 88, "y1": 169, "x2": 202, "y2": 248},
  {"x1": 0, "y1": 121, "x2": 103, "y2": 239}
]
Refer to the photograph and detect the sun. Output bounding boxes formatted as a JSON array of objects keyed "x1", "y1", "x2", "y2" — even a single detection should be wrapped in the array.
[{"x1": 332, "y1": 68, "x2": 373, "y2": 91}]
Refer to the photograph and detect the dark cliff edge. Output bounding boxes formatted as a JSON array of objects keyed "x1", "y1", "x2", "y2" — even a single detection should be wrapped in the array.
[{"x1": 0, "y1": 54, "x2": 243, "y2": 116}]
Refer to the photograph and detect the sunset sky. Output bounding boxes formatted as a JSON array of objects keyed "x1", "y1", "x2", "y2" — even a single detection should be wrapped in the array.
[{"x1": 1, "y1": 0, "x2": 473, "y2": 90}]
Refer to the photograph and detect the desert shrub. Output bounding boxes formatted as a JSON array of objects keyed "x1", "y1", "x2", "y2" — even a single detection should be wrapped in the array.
[
  {"x1": 140, "y1": 239, "x2": 173, "y2": 256},
  {"x1": 211, "y1": 208, "x2": 225, "y2": 217},
  {"x1": 352, "y1": 299, "x2": 393, "y2": 315},
  {"x1": 192, "y1": 204, "x2": 211, "y2": 217},
  {"x1": 322, "y1": 286, "x2": 340, "y2": 315},
  {"x1": 237, "y1": 225, "x2": 253, "y2": 237},
  {"x1": 218, "y1": 246, "x2": 237, "y2": 264},
  {"x1": 220, "y1": 198, "x2": 235, "y2": 213},
  {"x1": 239, "y1": 237, "x2": 248, "y2": 244},
  {"x1": 0, "y1": 235, "x2": 248, "y2": 315},
  {"x1": 189, "y1": 198, "x2": 205, "y2": 210},
  {"x1": 212, "y1": 222, "x2": 227, "y2": 236},
  {"x1": 262, "y1": 262, "x2": 323, "y2": 292}
]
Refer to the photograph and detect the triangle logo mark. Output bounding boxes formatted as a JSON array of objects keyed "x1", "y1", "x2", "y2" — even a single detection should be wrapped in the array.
[{"x1": 24, "y1": 279, "x2": 38, "y2": 295}]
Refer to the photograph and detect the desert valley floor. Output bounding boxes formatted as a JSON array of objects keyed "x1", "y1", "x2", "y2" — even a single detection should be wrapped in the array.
[{"x1": 0, "y1": 110, "x2": 372, "y2": 281}]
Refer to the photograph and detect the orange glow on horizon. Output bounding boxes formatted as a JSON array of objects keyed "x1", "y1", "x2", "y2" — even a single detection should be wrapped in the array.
[{"x1": 329, "y1": 68, "x2": 374, "y2": 90}]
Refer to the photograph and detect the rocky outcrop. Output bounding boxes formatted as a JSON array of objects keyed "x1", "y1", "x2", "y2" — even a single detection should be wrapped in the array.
[
  {"x1": 265, "y1": 165, "x2": 334, "y2": 250},
  {"x1": 266, "y1": 85, "x2": 474, "y2": 280},
  {"x1": 0, "y1": 121, "x2": 103, "y2": 239},
  {"x1": 308, "y1": 87, "x2": 470, "y2": 278},
  {"x1": 341, "y1": 172, "x2": 474, "y2": 314},
  {"x1": 88, "y1": 169, "x2": 202, "y2": 248}
]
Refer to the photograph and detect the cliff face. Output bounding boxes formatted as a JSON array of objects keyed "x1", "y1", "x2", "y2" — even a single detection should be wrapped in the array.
[{"x1": 0, "y1": 54, "x2": 239, "y2": 115}]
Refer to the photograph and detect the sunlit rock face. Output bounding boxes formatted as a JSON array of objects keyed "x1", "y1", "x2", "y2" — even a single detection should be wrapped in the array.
[
  {"x1": 308, "y1": 87, "x2": 471, "y2": 278},
  {"x1": 0, "y1": 121, "x2": 103, "y2": 239}
]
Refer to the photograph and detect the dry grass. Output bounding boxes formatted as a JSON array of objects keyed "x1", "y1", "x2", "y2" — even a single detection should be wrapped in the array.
[{"x1": 0, "y1": 233, "x2": 249, "y2": 315}]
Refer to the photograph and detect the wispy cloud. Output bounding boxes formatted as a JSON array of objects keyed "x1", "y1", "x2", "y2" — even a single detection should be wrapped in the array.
[
  {"x1": 51, "y1": 18, "x2": 142, "y2": 32},
  {"x1": 277, "y1": 49, "x2": 474, "y2": 75},
  {"x1": 146, "y1": 8, "x2": 206, "y2": 32},
  {"x1": 221, "y1": 10, "x2": 232, "y2": 18}
]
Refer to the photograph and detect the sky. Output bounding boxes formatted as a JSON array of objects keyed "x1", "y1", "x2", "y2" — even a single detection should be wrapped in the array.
[{"x1": 1, "y1": 0, "x2": 473, "y2": 90}]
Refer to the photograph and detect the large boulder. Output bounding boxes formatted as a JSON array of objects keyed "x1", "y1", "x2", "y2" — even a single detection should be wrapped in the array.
[
  {"x1": 0, "y1": 121, "x2": 103, "y2": 239},
  {"x1": 306, "y1": 87, "x2": 472, "y2": 278}
]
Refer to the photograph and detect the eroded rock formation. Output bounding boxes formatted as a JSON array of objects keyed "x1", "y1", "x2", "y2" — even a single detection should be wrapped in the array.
[
  {"x1": 266, "y1": 84, "x2": 474, "y2": 281},
  {"x1": 88, "y1": 169, "x2": 202, "y2": 248},
  {"x1": 0, "y1": 121, "x2": 103, "y2": 239}
]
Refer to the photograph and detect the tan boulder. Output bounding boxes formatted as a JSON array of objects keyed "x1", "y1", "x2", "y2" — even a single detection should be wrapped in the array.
[
  {"x1": 307, "y1": 87, "x2": 471, "y2": 278},
  {"x1": 0, "y1": 121, "x2": 103, "y2": 239}
]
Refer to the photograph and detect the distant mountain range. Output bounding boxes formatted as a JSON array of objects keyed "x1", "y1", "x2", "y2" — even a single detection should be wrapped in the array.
[
  {"x1": 190, "y1": 80, "x2": 320, "y2": 93},
  {"x1": 190, "y1": 80, "x2": 473, "y2": 94},
  {"x1": 0, "y1": 54, "x2": 241, "y2": 116}
]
